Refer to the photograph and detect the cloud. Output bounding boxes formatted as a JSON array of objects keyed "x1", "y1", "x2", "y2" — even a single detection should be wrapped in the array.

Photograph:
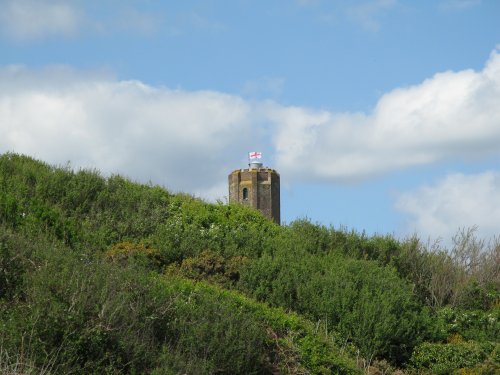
[
  {"x1": 0, "y1": 0, "x2": 80, "y2": 40},
  {"x1": 0, "y1": 65, "x2": 258, "y2": 200},
  {"x1": 241, "y1": 77, "x2": 285, "y2": 98},
  {"x1": 296, "y1": 0, "x2": 397, "y2": 30},
  {"x1": 0, "y1": 1, "x2": 164, "y2": 41},
  {"x1": 296, "y1": 0, "x2": 322, "y2": 6},
  {"x1": 103, "y1": 7, "x2": 163, "y2": 35},
  {"x1": 1, "y1": 47, "x2": 500, "y2": 202},
  {"x1": 165, "y1": 13, "x2": 225, "y2": 37},
  {"x1": 439, "y1": 0, "x2": 481, "y2": 11},
  {"x1": 348, "y1": 0, "x2": 397, "y2": 32},
  {"x1": 270, "y1": 47, "x2": 500, "y2": 182},
  {"x1": 395, "y1": 171, "x2": 500, "y2": 242}
]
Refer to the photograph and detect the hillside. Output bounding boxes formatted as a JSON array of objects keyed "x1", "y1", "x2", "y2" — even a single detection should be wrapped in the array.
[{"x1": 0, "y1": 152, "x2": 498, "y2": 374}]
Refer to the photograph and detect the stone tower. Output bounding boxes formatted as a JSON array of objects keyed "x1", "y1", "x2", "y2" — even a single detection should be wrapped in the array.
[{"x1": 228, "y1": 155, "x2": 280, "y2": 224}]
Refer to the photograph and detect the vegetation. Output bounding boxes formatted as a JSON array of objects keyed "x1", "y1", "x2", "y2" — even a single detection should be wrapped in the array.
[{"x1": 0, "y1": 152, "x2": 498, "y2": 374}]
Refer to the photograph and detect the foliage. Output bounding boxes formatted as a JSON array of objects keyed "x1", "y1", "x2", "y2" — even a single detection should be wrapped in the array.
[
  {"x1": 240, "y1": 245, "x2": 429, "y2": 364},
  {"x1": 0, "y1": 232, "x2": 27, "y2": 300},
  {"x1": 1, "y1": 152, "x2": 499, "y2": 373},
  {"x1": 0, "y1": 225, "x2": 357, "y2": 374},
  {"x1": 410, "y1": 340, "x2": 498, "y2": 374},
  {"x1": 435, "y1": 306, "x2": 500, "y2": 342},
  {"x1": 165, "y1": 249, "x2": 250, "y2": 286},
  {"x1": 158, "y1": 278, "x2": 359, "y2": 374},
  {"x1": 393, "y1": 231, "x2": 500, "y2": 310},
  {"x1": 105, "y1": 241, "x2": 163, "y2": 271}
]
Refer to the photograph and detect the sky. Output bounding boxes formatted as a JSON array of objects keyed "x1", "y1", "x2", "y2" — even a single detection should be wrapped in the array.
[{"x1": 1, "y1": 0, "x2": 500, "y2": 245}]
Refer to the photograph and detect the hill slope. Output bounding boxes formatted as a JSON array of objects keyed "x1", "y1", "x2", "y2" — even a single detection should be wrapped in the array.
[{"x1": 1, "y1": 153, "x2": 498, "y2": 374}]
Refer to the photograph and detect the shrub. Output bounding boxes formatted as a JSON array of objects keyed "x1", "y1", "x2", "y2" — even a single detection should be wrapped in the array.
[
  {"x1": 410, "y1": 340, "x2": 496, "y2": 374},
  {"x1": 436, "y1": 307, "x2": 500, "y2": 342},
  {"x1": 240, "y1": 247, "x2": 429, "y2": 365},
  {"x1": 166, "y1": 250, "x2": 250, "y2": 286}
]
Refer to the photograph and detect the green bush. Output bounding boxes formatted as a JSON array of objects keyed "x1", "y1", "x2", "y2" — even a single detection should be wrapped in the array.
[
  {"x1": 436, "y1": 307, "x2": 500, "y2": 342},
  {"x1": 0, "y1": 223, "x2": 358, "y2": 374},
  {"x1": 240, "y1": 244, "x2": 429, "y2": 364},
  {"x1": 410, "y1": 340, "x2": 496, "y2": 374},
  {"x1": 0, "y1": 231, "x2": 27, "y2": 300}
]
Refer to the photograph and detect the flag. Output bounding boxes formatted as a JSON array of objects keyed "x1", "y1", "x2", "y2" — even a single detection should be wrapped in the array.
[{"x1": 248, "y1": 151, "x2": 262, "y2": 159}]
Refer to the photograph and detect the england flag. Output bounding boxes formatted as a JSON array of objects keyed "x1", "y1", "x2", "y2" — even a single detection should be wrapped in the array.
[{"x1": 248, "y1": 151, "x2": 262, "y2": 160}]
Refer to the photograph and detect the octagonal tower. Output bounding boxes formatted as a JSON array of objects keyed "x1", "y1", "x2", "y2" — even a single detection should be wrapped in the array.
[{"x1": 228, "y1": 154, "x2": 280, "y2": 224}]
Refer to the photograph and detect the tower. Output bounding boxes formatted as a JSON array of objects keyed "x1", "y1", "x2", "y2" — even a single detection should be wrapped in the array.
[{"x1": 228, "y1": 154, "x2": 280, "y2": 224}]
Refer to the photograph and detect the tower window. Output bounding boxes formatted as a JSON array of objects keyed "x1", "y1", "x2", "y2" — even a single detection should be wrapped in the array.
[{"x1": 242, "y1": 187, "x2": 249, "y2": 200}]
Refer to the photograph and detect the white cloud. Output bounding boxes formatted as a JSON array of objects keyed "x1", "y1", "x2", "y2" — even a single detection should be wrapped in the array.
[
  {"x1": 271, "y1": 47, "x2": 500, "y2": 182},
  {"x1": 0, "y1": 1, "x2": 165, "y2": 41},
  {"x1": 241, "y1": 77, "x2": 285, "y2": 98},
  {"x1": 1, "y1": 48, "x2": 500, "y2": 202},
  {"x1": 296, "y1": 0, "x2": 322, "y2": 6},
  {"x1": 0, "y1": 66, "x2": 259, "y2": 200},
  {"x1": 439, "y1": 0, "x2": 481, "y2": 11},
  {"x1": 298, "y1": 0, "x2": 397, "y2": 30},
  {"x1": 104, "y1": 7, "x2": 163, "y2": 35},
  {"x1": 0, "y1": 0, "x2": 80, "y2": 40},
  {"x1": 395, "y1": 171, "x2": 500, "y2": 242},
  {"x1": 348, "y1": 0, "x2": 397, "y2": 32}
]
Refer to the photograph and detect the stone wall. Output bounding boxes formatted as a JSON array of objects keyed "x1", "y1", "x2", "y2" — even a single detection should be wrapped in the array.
[{"x1": 228, "y1": 168, "x2": 280, "y2": 224}]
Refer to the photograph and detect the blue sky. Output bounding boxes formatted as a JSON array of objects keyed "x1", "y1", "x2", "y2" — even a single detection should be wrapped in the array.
[{"x1": 1, "y1": 0, "x2": 500, "y2": 244}]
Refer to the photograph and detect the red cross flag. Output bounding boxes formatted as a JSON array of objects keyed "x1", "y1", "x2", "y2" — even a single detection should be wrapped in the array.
[{"x1": 248, "y1": 151, "x2": 262, "y2": 159}]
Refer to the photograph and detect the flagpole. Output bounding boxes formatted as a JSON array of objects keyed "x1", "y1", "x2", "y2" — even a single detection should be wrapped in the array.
[{"x1": 248, "y1": 152, "x2": 263, "y2": 169}]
